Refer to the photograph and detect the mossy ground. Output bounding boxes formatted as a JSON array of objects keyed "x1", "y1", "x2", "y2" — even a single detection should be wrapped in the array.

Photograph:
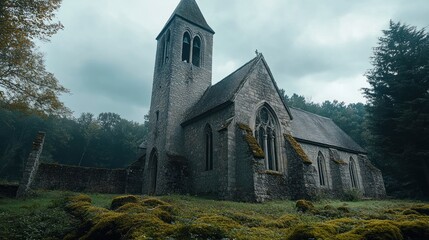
[{"x1": 1, "y1": 191, "x2": 429, "y2": 239}]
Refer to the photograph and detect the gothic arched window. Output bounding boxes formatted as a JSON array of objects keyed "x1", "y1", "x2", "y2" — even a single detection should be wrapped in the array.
[
  {"x1": 317, "y1": 152, "x2": 327, "y2": 186},
  {"x1": 192, "y1": 36, "x2": 201, "y2": 67},
  {"x1": 182, "y1": 32, "x2": 191, "y2": 63},
  {"x1": 255, "y1": 105, "x2": 278, "y2": 171},
  {"x1": 205, "y1": 124, "x2": 213, "y2": 171},
  {"x1": 148, "y1": 148, "x2": 158, "y2": 195},
  {"x1": 349, "y1": 157, "x2": 358, "y2": 188}
]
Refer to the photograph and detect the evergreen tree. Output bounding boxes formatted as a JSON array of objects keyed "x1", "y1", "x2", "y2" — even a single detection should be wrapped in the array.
[{"x1": 364, "y1": 21, "x2": 429, "y2": 197}]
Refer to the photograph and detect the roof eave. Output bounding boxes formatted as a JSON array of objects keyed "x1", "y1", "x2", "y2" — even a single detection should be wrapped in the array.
[
  {"x1": 156, "y1": 15, "x2": 215, "y2": 40},
  {"x1": 181, "y1": 100, "x2": 234, "y2": 127},
  {"x1": 294, "y1": 137, "x2": 367, "y2": 155}
]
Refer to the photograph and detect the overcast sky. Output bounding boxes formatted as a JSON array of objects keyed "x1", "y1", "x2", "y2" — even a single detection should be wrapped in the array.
[{"x1": 38, "y1": 0, "x2": 429, "y2": 123}]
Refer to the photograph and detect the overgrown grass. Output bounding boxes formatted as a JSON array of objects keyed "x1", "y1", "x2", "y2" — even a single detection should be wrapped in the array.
[
  {"x1": 0, "y1": 191, "x2": 79, "y2": 240},
  {"x1": 1, "y1": 191, "x2": 428, "y2": 239}
]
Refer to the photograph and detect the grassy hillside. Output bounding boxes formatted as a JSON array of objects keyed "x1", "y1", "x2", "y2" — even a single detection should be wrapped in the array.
[{"x1": 0, "y1": 191, "x2": 428, "y2": 239}]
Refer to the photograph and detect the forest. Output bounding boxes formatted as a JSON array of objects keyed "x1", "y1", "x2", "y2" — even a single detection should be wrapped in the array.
[{"x1": 0, "y1": 0, "x2": 428, "y2": 199}]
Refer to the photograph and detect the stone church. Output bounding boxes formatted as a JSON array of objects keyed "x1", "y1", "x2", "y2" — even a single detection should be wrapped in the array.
[{"x1": 141, "y1": 0, "x2": 386, "y2": 201}]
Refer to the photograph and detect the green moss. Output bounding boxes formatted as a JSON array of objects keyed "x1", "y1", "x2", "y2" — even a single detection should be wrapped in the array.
[
  {"x1": 332, "y1": 158, "x2": 347, "y2": 164},
  {"x1": 178, "y1": 214, "x2": 241, "y2": 239},
  {"x1": 401, "y1": 209, "x2": 419, "y2": 215},
  {"x1": 284, "y1": 134, "x2": 312, "y2": 164},
  {"x1": 261, "y1": 170, "x2": 283, "y2": 176},
  {"x1": 264, "y1": 214, "x2": 299, "y2": 228},
  {"x1": 115, "y1": 202, "x2": 146, "y2": 213},
  {"x1": 232, "y1": 227, "x2": 287, "y2": 240},
  {"x1": 224, "y1": 212, "x2": 266, "y2": 227},
  {"x1": 410, "y1": 205, "x2": 429, "y2": 215},
  {"x1": 325, "y1": 218, "x2": 361, "y2": 234},
  {"x1": 238, "y1": 123, "x2": 265, "y2": 159},
  {"x1": 111, "y1": 195, "x2": 139, "y2": 210},
  {"x1": 238, "y1": 123, "x2": 253, "y2": 132},
  {"x1": 395, "y1": 219, "x2": 429, "y2": 239},
  {"x1": 336, "y1": 232, "x2": 363, "y2": 240},
  {"x1": 67, "y1": 194, "x2": 92, "y2": 204},
  {"x1": 287, "y1": 223, "x2": 336, "y2": 240},
  {"x1": 142, "y1": 197, "x2": 169, "y2": 207},
  {"x1": 151, "y1": 207, "x2": 175, "y2": 223},
  {"x1": 337, "y1": 206, "x2": 350, "y2": 213},
  {"x1": 295, "y1": 199, "x2": 314, "y2": 212},
  {"x1": 352, "y1": 220, "x2": 403, "y2": 240}
]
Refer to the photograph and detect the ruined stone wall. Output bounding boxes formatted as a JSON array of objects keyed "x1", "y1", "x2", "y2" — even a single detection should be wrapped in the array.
[
  {"x1": 358, "y1": 155, "x2": 386, "y2": 198},
  {"x1": 183, "y1": 106, "x2": 234, "y2": 197},
  {"x1": 16, "y1": 132, "x2": 45, "y2": 197},
  {"x1": 32, "y1": 163, "x2": 127, "y2": 194},
  {"x1": 125, "y1": 156, "x2": 145, "y2": 194}
]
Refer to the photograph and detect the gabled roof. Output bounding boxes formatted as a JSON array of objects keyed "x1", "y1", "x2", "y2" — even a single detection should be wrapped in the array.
[
  {"x1": 157, "y1": 0, "x2": 214, "y2": 40},
  {"x1": 289, "y1": 107, "x2": 366, "y2": 154},
  {"x1": 182, "y1": 54, "x2": 292, "y2": 126},
  {"x1": 182, "y1": 55, "x2": 260, "y2": 125}
]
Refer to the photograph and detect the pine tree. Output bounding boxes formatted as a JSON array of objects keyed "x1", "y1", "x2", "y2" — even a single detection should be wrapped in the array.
[{"x1": 364, "y1": 21, "x2": 429, "y2": 197}]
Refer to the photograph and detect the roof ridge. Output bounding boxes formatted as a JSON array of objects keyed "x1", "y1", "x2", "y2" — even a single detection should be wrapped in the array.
[
  {"x1": 289, "y1": 106, "x2": 332, "y2": 120},
  {"x1": 212, "y1": 55, "x2": 260, "y2": 87},
  {"x1": 157, "y1": 0, "x2": 214, "y2": 39}
]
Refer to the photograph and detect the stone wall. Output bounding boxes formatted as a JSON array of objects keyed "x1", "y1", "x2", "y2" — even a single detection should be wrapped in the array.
[
  {"x1": 125, "y1": 155, "x2": 145, "y2": 194},
  {"x1": 297, "y1": 141, "x2": 386, "y2": 199},
  {"x1": 233, "y1": 57, "x2": 292, "y2": 173},
  {"x1": 143, "y1": 15, "x2": 214, "y2": 195},
  {"x1": 32, "y1": 163, "x2": 127, "y2": 194},
  {"x1": 182, "y1": 106, "x2": 234, "y2": 197},
  {"x1": 16, "y1": 132, "x2": 45, "y2": 197},
  {"x1": 358, "y1": 155, "x2": 386, "y2": 198}
]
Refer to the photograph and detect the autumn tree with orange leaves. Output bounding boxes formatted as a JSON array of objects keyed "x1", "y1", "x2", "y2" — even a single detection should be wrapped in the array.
[{"x1": 0, "y1": 0, "x2": 70, "y2": 116}]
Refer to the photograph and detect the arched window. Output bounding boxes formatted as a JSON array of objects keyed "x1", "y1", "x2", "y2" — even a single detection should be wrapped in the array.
[
  {"x1": 255, "y1": 105, "x2": 278, "y2": 171},
  {"x1": 317, "y1": 152, "x2": 327, "y2": 186},
  {"x1": 148, "y1": 148, "x2": 158, "y2": 195},
  {"x1": 349, "y1": 157, "x2": 358, "y2": 189},
  {"x1": 164, "y1": 30, "x2": 170, "y2": 63},
  {"x1": 205, "y1": 124, "x2": 213, "y2": 171},
  {"x1": 182, "y1": 32, "x2": 191, "y2": 63},
  {"x1": 192, "y1": 36, "x2": 201, "y2": 67}
]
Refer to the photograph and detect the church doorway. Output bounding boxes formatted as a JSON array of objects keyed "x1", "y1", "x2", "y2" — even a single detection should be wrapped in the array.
[{"x1": 148, "y1": 149, "x2": 158, "y2": 195}]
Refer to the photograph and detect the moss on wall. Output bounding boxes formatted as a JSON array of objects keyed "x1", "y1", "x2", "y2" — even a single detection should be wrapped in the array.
[
  {"x1": 238, "y1": 123, "x2": 265, "y2": 159},
  {"x1": 284, "y1": 134, "x2": 312, "y2": 164}
]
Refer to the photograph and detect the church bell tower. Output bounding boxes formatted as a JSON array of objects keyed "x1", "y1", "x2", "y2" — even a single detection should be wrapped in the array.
[{"x1": 143, "y1": 0, "x2": 215, "y2": 194}]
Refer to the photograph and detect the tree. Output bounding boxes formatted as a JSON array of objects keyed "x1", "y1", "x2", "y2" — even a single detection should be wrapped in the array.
[
  {"x1": 364, "y1": 21, "x2": 429, "y2": 197},
  {"x1": 0, "y1": 0, "x2": 69, "y2": 116}
]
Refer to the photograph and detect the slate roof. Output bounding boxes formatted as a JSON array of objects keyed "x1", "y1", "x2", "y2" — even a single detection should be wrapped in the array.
[
  {"x1": 157, "y1": 0, "x2": 214, "y2": 40},
  {"x1": 183, "y1": 55, "x2": 260, "y2": 125},
  {"x1": 289, "y1": 107, "x2": 366, "y2": 153}
]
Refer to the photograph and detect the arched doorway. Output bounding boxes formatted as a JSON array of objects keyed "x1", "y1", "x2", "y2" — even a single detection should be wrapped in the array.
[{"x1": 148, "y1": 149, "x2": 158, "y2": 195}]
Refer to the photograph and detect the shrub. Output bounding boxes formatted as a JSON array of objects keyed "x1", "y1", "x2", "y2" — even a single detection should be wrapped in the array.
[{"x1": 342, "y1": 189, "x2": 362, "y2": 201}]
